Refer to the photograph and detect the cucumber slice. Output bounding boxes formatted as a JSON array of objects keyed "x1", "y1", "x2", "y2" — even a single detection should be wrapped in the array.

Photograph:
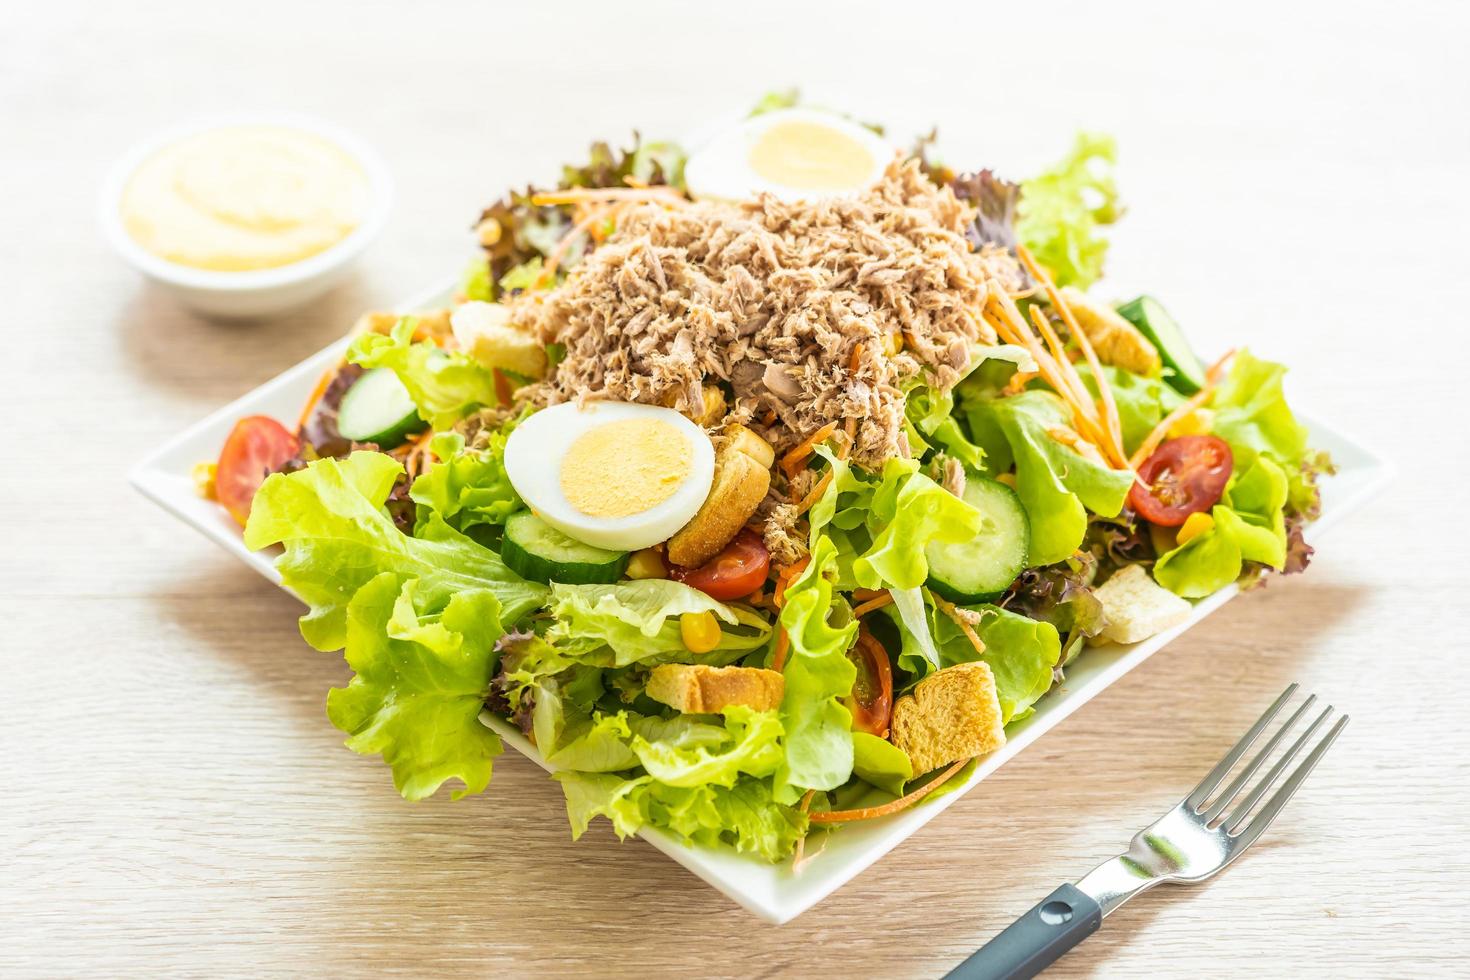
[
  {"x1": 1115, "y1": 296, "x2": 1206, "y2": 395},
  {"x1": 502, "y1": 511, "x2": 629, "y2": 585},
  {"x1": 925, "y1": 477, "x2": 1030, "y2": 604},
  {"x1": 336, "y1": 367, "x2": 425, "y2": 448}
]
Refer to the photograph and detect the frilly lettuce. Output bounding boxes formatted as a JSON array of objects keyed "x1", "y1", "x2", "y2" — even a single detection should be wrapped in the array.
[
  {"x1": 555, "y1": 771, "x2": 805, "y2": 862},
  {"x1": 347, "y1": 318, "x2": 500, "y2": 430},
  {"x1": 243, "y1": 451, "x2": 547, "y2": 650},
  {"x1": 545, "y1": 579, "x2": 771, "y2": 666},
  {"x1": 851, "y1": 730, "x2": 913, "y2": 796},
  {"x1": 1016, "y1": 132, "x2": 1121, "y2": 290},
  {"x1": 965, "y1": 390, "x2": 1135, "y2": 566},
  {"x1": 325, "y1": 573, "x2": 505, "y2": 801},
  {"x1": 773, "y1": 536, "x2": 858, "y2": 804},
  {"x1": 409, "y1": 430, "x2": 521, "y2": 534}
]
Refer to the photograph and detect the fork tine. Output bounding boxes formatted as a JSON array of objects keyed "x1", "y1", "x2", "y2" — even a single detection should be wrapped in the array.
[
  {"x1": 1227, "y1": 710, "x2": 1347, "y2": 836},
  {"x1": 1200, "y1": 694, "x2": 1316, "y2": 820},
  {"x1": 1184, "y1": 683, "x2": 1298, "y2": 809}
]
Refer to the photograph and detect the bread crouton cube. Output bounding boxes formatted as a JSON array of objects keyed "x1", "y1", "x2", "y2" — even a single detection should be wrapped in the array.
[
  {"x1": 1094, "y1": 564, "x2": 1193, "y2": 645},
  {"x1": 646, "y1": 664, "x2": 785, "y2": 715},
  {"x1": 1061, "y1": 287, "x2": 1162, "y2": 377},
  {"x1": 890, "y1": 661, "x2": 1006, "y2": 775},
  {"x1": 666, "y1": 442, "x2": 771, "y2": 568}
]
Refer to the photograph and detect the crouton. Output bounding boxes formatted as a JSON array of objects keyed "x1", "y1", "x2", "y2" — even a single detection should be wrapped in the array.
[
  {"x1": 1093, "y1": 564, "x2": 1192, "y2": 645},
  {"x1": 1060, "y1": 287, "x2": 1162, "y2": 377},
  {"x1": 890, "y1": 661, "x2": 1006, "y2": 775},
  {"x1": 666, "y1": 431, "x2": 772, "y2": 567},
  {"x1": 646, "y1": 664, "x2": 786, "y2": 714},
  {"x1": 451, "y1": 301, "x2": 547, "y2": 378},
  {"x1": 352, "y1": 308, "x2": 452, "y2": 340},
  {"x1": 723, "y1": 422, "x2": 775, "y2": 468}
]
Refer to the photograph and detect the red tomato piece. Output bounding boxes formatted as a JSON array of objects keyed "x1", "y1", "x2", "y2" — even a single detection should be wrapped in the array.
[
  {"x1": 1129, "y1": 435, "x2": 1234, "y2": 527},
  {"x1": 216, "y1": 415, "x2": 299, "y2": 526},
  {"x1": 845, "y1": 630, "x2": 894, "y2": 738},
  {"x1": 668, "y1": 530, "x2": 772, "y2": 601}
]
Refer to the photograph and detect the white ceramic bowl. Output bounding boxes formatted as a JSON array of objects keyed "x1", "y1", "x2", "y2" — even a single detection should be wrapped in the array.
[{"x1": 99, "y1": 115, "x2": 393, "y2": 319}]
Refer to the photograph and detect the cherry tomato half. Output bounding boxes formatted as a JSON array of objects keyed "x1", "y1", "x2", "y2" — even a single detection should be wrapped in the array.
[
  {"x1": 844, "y1": 630, "x2": 894, "y2": 738},
  {"x1": 1129, "y1": 435, "x2": 1234, "y2": 527},
  {"x1": 669, "y1": 530, "x2": 771, "y2": 601},
  {"x1": 216, "y1": 415, "x2": 299, "y2": 526}
]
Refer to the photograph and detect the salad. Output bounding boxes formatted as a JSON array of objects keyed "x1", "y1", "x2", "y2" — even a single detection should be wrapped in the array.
[{"x1": 202, "y1": 95, "x2": 1330, "y2": 863}]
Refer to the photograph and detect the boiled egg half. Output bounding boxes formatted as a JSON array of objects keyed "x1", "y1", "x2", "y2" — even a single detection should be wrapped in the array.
[
  {"x1": 503, "y1": 401, "x2": 716, "y2": 551},
  {"x1": 683, "y1": 108, "x2": 894, "y2": 203}
]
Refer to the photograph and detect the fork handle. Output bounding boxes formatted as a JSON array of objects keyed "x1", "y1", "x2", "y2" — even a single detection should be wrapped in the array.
[{"x1": 942, "y1": 883, "x2": 1102, "y2": 980}]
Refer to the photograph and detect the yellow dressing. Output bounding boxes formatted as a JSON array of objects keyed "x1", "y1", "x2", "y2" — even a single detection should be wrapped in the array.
[
  {"x1": 749, "y1": 120, "x2": 874, "y2": 190},
  {"x1": 120, "y1": 126, "x2": 367, "y2": 271},
  {"x1": 561, "y1": 418, "x2": 691, "y2": 518}
]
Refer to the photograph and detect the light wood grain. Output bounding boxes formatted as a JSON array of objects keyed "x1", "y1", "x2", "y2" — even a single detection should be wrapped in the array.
[{"x1": 4, "y1": 2, "x2": 1468, "y2": 976}]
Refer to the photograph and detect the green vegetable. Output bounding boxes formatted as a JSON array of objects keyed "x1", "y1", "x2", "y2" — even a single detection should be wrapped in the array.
[
  {"x1": 925, "y1": 477, "x2": 1030, "y2": 603},
  {"x1": 772, "y1": 536, "x2": 858, "y2": 804},
  {"x1": 545, "y1": 579, "x2": 770, "y2": 666},
  {"x1": 347, "y1": 318, "x2": 500, "y2": 430},
  {"x1": 1209, "y1": 350, "x2": 1311, "y2": 469},
  {"x1": 335, "y1": 366, "x2": 426, "y2": 448},
  {"x1": 501, "y1": 512, "x2": 629, "y2": 585},
  {"x1": 1016, "y1": 132, "x2": 1121, "y2": 290},
  {"x1": 1076, "y1": 363, "x2": 1184, "y2": 457},
  {"x1": 965, "y1": 390, "x2": 1135, "y2": 565},
  {"x1": 460, "y1": 257, "x2": 494, "y2": 302},
  {"x1": 243, "y1": 451, "x2": 548, "y2": 650},
  {"x1": 1115, "y1": 296, "x2": 1206, "y2": 394},
  {"x1": 555, "y1": 771, "x2": 805, "y2": 862},
  {"x1": 632, "y1": 706, "x2": 784, "y2": 788},
  {"x1": 325, "y1": 573, "x2": 505, "y2": 801},
  {"x1": 408, "y1": 430, "x2": 521, "y2": 534},
  {"x1": 851, "y1": 731, "x2": 913, "y2": 797}
]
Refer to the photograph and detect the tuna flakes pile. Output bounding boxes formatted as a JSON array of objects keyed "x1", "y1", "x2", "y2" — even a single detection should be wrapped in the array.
[{"x1": 512, "y1": 159, "x2": 1020, "y2": 471}]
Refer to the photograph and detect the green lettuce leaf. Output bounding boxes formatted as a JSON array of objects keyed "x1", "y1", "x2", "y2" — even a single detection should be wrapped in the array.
[
  {"x1": 1209, "y1": 350, "x2": 1310, "y2": 467},
  {"x1": 460, "y1": 257, "x2": 494, "y2": 302},
  {"x1": 243, "y1": 451, "x2": 548, "y2": 649},
  {"x1": 965, "y1": 390, "x2": 1135, "y2": 565},
  {"x1": 325, "y1": 573, "x2": 504, "y2": 801},
  {"x1": 545, "y1": 579, "x2": 771, "y2": 666},
  {"x1": 409, "y1": 430, "x2": 521, "y2": 533},
  {"x1": 1077, "y1": 363, "x2": 1184, "y2": 457},
  {"x1": 631, "y1": 706, "x2": 783, "y2": 788},
  {"x1": 773, "y1": 536, "x2": 858, "y2": 804},
  {"x1": 1016, "y1": 132, "x2": 1121, "y2": 290},
  {"x1": 851, "y1": 730, "x2": 913, "y2": 796},
  {"x1": 554, "y1": 772, "x2": 806, "y2": 862},
  {"x1": 347, "y1": 319, "x2": 499, "y2": 430}
]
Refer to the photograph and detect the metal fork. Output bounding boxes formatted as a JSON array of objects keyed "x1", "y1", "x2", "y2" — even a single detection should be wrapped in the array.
[{"x1": 944, "y1": 684, "x2": 1348, "y2": 980}]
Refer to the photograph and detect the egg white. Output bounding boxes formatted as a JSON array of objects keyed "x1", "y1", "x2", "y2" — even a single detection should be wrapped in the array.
[
  {"x1": 503, "y1": 401, "x2": 715, "y2": 552},
  {"x1": 683, "y1": 107, "x2": 894, "y2": 204}
]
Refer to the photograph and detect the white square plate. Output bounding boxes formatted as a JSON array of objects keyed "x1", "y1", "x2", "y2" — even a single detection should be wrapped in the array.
[{"x1": 131, "y1": 279, "x2": 1393, "y2": 923}]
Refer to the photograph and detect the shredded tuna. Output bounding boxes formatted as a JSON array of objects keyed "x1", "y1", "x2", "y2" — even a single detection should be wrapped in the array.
[{"x1": 511, "y1": 159, "x2": 1015, "y2": 471}]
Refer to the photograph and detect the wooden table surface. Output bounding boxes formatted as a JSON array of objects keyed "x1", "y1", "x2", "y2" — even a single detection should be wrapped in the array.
[{"x1": 6, "y1": 2, "x2": 1467, "y2": 976}]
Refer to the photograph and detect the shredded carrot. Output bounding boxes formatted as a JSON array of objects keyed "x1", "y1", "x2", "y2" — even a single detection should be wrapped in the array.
[
  {"x1": 493, "y1": 368, "x2": 514, "y2": 407},
  {"x1": 761, "y1": 408, "x2": 778, "y2": 425},
  {"x1": 771, "y1": 627, "x2": 791, "y2": 673},
  {"x1": 1129, "y1": 349, "x2": 1236, "y2": 469},
  {"x1": 808, "y1": 757, "x2": 971, "y2": 824},
  {"x1": 780, "y1": 421, "x2": 839, "y2": 477},
  {"x1": 851, "y1": 588, "x2": 886, "y2": 602},
  {"x1": 795, "y1": 470, "x2": 833, "y2": 515},
  {"x1": 535, "y1": 202, "x2": 617, "y2": 287},
  {"x1": 1016, "y1": 245, "x2": 1128, "y2": 465},
  {"x1": 530, "y1": 186, "x2": 687, "y2": 207},
  {"x1": 295, "y1": 363, "x2": 341, "y2": 433},
  {"x1": 930, "y1": 593, "x2": 986, "y2": 655},
  {"x1": 792, "y1": 789, "x2": 819, "y2": 870},
  {"x1": 848, "y1": 343, "x2": 864, "y2": 374},
  {"x1": 1002, "y1": 370, "x2": 1039, "y2": 396},
  {"x1": 773, "y1": 557, "x2": 811, "y2": 610},
  {"x1": 402, "y1": 428, "x2": 437, "y2": 480},
  {"x1": 852, "y1": 593, "x2": 894, "y2": 618}
]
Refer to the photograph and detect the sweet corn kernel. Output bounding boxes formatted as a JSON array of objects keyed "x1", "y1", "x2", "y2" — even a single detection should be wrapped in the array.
[
  {"x1": 476, "y1": 217, "x2": 502, "y2": 247},
  {"x1": 995, "y1": 471, "x2": 1017, "y2": 488},
  {"x1": 1168, "y1": 408, "x2": 1215, "y2": 439},
  {"x1": 625, "y1": 548, "x2": 667, "y2": 580},
  {"x1": 680, "y1": 611, "x2": 722, "y2": 654},
  {"x1": 192, "y1": 461, "x2": 217, "y2": 500},
  {"x1": 883, "y1": 333, "x2": 904, "y2": 357},
  {"x1": 1176, "y1": 511, "x2": 1215, "y2": 545}
]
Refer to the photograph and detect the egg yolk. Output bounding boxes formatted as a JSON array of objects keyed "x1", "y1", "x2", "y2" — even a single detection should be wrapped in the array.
[
  {"x1": 560, "y1": 418, "x2": 692, "y2": 518},
  {"x1": 749, "y1": 120, "x2": 874, "y2": 190}
]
